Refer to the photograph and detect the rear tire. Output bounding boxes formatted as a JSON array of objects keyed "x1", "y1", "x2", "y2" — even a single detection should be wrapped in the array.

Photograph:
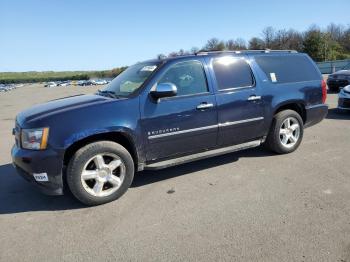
[
  {"x1": 264, "y1": 110, "x2": 304, "y2": 154},
  {"x1": 67, "y1": 141, "x2": 134, "y2": 206}
]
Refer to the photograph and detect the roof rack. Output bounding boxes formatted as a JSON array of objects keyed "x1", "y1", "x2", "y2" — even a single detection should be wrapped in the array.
[{"x1": 195, "y1": 49, "x2": 298, "y2": 56}]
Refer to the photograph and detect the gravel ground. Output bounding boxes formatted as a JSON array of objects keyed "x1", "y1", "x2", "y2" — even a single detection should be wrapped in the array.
[{"x1": 0, "y1": 83, "x2": 349, "y2": 262}]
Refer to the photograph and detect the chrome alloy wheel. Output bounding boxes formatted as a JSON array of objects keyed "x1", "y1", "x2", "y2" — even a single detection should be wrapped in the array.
[
  {"x1": 80, "y1": 153, "x2": 126, "y2": 197},
  {"x1": 279, "y1": 117, "x2": 300, "y2": 148}
]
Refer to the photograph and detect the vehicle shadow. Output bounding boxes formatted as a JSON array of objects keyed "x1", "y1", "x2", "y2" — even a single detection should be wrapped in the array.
[
  {"x1": 0, "y1": 163, "x2": 85, "y2": 215},
  {"x1": 0, "y1": 147, "x2": 274, "y2": 215},
  {"x1": 326, "y1": 108, "x2": 350, "y2": 120}
]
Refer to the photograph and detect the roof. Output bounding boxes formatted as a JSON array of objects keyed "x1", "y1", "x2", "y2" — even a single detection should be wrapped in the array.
[
  {"x1": 143, "y1": 50, "x2": 300, "y2": 64},
  {"x1": 195, "y1": 49, "x2": 298, "y2": 55}
]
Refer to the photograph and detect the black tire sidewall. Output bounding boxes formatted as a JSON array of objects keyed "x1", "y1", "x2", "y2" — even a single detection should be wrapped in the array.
[
  {"x1": 267, "y1": 110, "x2": 304, "y2": 154},
  {"x1": 67, "y1": 141, "x2": 134, "y2": 206}
]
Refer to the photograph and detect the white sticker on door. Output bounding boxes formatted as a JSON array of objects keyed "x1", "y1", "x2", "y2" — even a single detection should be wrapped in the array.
[{"x1": 270, "y1": 73, "x2": 277, "y2": 82}]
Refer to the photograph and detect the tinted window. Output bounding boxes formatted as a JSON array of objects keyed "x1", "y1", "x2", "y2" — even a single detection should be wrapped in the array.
[
  {"x1": 158, "y1": 60, "x2": 208, "y2": 96},
  {"x1": 212, "y1": 57, "x2": 254, "y2": 90},
  {"x1": 255, "y1": 55, "x2": 320, "y2": 83},
  {"x1": 104, "y1": 62, "x2": 159, "y2": 97}
]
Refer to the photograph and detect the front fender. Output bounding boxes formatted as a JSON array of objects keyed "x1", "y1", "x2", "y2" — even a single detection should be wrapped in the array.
[
  {"x1": 62, "y1": 126, "x2": 145, "y2": 167},
  {"x1": 63, "y1": 126, "x2": 137, "y2": 149}
]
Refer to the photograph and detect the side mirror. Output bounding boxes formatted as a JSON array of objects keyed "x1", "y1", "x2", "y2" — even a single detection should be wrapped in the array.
[{"x1": 150, "y1": 83, "x2": 177, "y2": 99}]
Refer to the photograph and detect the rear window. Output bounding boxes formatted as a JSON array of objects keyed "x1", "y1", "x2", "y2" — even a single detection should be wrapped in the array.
[
  {"x1": 212, "y1": 57, "x2": 254, "y2": 90},
  {"x1": 255, "y1": 55, "x2": 320, "y2": 84}
]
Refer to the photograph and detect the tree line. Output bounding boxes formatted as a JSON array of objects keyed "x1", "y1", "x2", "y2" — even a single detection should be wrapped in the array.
[
  {"x1": 157, "y1": 23, "x2": 350, "y2": 62},
  {"x1": 0, "y1": 67, "x2": 127, "y2": 84}
]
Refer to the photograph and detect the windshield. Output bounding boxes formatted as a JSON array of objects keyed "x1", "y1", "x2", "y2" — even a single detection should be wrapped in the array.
[{"x1": 101, "y1": 62, "x2": 159, "y2": 97}]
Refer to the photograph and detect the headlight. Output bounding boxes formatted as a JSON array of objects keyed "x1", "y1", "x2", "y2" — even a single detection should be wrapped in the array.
[
  {"x1": 344, "y1": 85, "x2": 350, "y2": 93},
  {"x1": 21, "y1": 127, "x2": 49, "y2": 150}
]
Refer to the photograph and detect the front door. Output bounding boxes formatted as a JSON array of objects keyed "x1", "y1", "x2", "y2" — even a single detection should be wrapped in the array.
[{"x1": 141, "y1": 59, "x2": 218, "y2": 161}]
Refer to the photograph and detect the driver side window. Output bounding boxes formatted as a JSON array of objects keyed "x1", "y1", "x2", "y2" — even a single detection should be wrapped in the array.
[{"x1": 158, "y1": 60, "x2": 208, "y2": 96}]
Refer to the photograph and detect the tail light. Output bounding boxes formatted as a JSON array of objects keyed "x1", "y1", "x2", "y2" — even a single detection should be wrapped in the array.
[{"x1": 321, "y1": 79, "x2": 327, "y2": 104}]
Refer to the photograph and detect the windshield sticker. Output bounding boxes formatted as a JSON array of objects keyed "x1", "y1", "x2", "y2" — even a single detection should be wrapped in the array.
[
  {"x1": 270, "y1": 73, "x2": 277, "y2": 82},
  {"x1": 141, "y1": 65, "x2": 157, "y2": 72}
]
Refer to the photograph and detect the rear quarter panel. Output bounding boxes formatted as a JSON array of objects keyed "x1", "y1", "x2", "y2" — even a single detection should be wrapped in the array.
[{"x1": 248, "y1": 54, "x2": 323, "y2": 134}]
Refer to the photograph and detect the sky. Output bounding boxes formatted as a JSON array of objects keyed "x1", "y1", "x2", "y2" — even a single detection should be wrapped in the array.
[{"x1": 1, "y1": 0, "x2": 349, "y2": 72}]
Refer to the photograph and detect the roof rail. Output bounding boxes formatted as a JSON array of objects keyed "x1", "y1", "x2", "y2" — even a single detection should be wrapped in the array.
[{"x1": 195, "y1": 49, "x2": 298, "y2": 56}]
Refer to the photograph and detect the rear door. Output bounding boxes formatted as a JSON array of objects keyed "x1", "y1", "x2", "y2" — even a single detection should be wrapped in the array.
[
  {"x1": 208, "y1": 55, "x2": 265, "y2": 146},
  {"x1": 141, "y1": 59, "x2": 218, "y2": 161}
]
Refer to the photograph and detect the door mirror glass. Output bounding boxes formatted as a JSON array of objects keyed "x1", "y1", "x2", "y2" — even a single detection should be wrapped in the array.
[{"x1": 151, "y1": 83, "x2": 177, "y2": 99}]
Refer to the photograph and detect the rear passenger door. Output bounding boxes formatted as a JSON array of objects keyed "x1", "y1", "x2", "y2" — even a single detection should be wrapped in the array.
[{"x1": 208, "y1": 55, "x2": 265, "y2": 146}]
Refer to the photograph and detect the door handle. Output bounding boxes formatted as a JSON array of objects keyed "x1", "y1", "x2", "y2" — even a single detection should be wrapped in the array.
[
  {"x1": 247, "y1": 95, "x2": 261, "y2": 101},
  {"x1": 196, "y1": 103, "x2": 214, "y2": 110}
]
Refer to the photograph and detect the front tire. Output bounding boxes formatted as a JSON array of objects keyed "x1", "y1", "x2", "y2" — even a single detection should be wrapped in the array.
[
  {"x1": 264, "y1": 110, "x2": 304, "y2": 154},
  {"x1": 67, "y1": 141, "x2": 134, "y2": 206}
]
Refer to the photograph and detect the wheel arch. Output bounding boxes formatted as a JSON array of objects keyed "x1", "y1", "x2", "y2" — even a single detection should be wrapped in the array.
[
  {"x1": 273, "y1": 101, "x2": 306, "y2": 124},
  {"x1": 63, "y1": 131, "x2": 140, "y2": 169}
]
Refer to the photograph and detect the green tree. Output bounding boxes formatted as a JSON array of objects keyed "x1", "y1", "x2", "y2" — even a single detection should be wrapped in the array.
[
  {"x1": 157, "y1": 54, "x2": 167, "y2": 60},
  {"x1": 248, "y1": 37, "x2": 265, "y2": 49},
  {"x1": 303, "y1": 28, "x2": 324, "y2": 61},
  {"x1": 322, "y1": 33, "x2": 347, "y2": 60}
]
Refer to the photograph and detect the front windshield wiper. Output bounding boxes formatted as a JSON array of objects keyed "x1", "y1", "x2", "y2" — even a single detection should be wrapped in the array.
[{"x1": 97, "y1": 90, "x2": 122, "y2": 99}]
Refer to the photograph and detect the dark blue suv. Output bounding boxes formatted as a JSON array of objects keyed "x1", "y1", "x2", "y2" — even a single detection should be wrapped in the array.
[{"x1": 12, "y1": 50, "x2": 328, "y2": 205}]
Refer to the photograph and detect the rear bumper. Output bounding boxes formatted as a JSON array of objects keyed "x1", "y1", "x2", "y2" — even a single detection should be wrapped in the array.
[
  {"x1": 11, "y1": 145, "x2": 64, "y2": 195},
  {"x1": 304, "y1": 104, "x2": 328, "y2": 128}
]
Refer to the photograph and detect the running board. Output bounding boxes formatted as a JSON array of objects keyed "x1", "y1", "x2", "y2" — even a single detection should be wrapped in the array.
[{"x1": 144, "y1": 140, "x2": 262, "y2": 170}]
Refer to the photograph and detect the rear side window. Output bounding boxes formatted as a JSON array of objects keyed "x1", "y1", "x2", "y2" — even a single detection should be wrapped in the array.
[
  {"x1": 255, "y1": 55, "x2": 320, "y2": 84},
  {"x1": 212, "y1": 57, "x2": 254, "y2": 90}
]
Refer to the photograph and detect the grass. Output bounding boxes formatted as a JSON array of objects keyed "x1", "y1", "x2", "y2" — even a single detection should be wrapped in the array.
[{"x1": 0, "y1": 67, "x2": 127, "y2": 84}]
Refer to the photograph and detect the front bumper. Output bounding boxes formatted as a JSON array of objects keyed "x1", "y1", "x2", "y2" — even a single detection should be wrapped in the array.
[
  {"x1": 304, "y1": 104, "x2": 328, "y2": 128},
  {"x1": 11, "y1": 145, "x2": 64, "y2": 195},
  {"x1": 338, "y1": 91, "x2": 350, "y2": 110}
]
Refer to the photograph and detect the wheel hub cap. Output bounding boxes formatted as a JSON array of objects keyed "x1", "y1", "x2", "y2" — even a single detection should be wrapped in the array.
[
  {"x1": 98, "y1": 169, "x2": 109, "y2": 178},
  {"x1": 80, "y1": 153, "x2": 126, "y2": 197},
  {"x1": 279, "y1": 117, "x2": 300, "y2": 148}
]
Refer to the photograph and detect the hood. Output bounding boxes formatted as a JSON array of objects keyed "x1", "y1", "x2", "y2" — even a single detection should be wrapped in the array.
[
  {"x1": 17, "y1": 94, "x2": 113, "y2": 125},
  {"x1": 332, "y1": 70, "x2": 350, "y2": 76}
]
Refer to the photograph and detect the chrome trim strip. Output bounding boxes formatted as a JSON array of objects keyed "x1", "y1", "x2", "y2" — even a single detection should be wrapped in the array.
[
  {"x1": 218, "y1": 117, "x2": 264, "y2": 127},
  {"x1": 147, "y1": 117, "x2": 264, "y2": 140},
  {"x1": 338, "y1": 106, "x2": 350, "y2": 110},
  {"x1": 196, "y1": 103, "x2": 214, "y2": 110},
  {"x1": 148, "y1": 125, "x2": 217, "y2": 139},
  {"x1": 305, "y1": 104, "x2": 329, "y2": 110},
  {"x1": 247, "y1": 96, "x2": 262, "y2": 101}
]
